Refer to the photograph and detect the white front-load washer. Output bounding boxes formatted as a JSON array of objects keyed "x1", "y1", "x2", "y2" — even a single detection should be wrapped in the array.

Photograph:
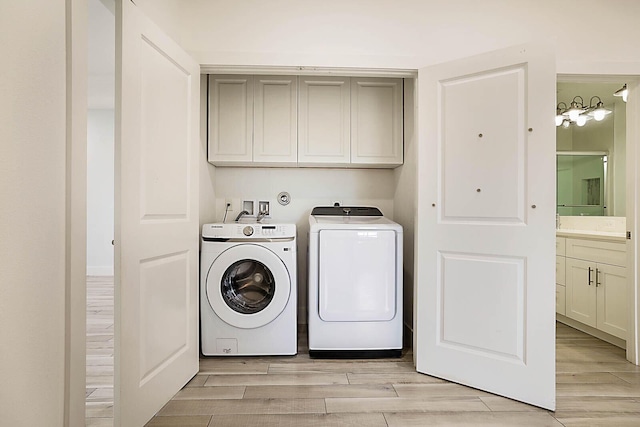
[
  {"x1": 200, "y1": 222, "x2": 297, "y2": 356},
  {"x1": 308, "y1": 206, "x2": 403, "y2": 358}
]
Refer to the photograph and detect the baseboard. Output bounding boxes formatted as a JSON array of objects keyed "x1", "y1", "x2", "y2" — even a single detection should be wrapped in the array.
[
  {"x1": 87, "y1": 266, "x2": 114, "y2": 276},
  {"x1": 557, "y1": 314, "x2": 626, "y2": 349}
]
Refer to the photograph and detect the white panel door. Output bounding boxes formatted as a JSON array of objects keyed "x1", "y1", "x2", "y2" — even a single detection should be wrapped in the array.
[
  {"x1": 415, "y1": 43, "x2": 556, "y2": 410},
  {"x1": 254, "y1": 75, "x2": 298, "y2": 165},
  {"x1": 115, "y1": 1, "x2": 199, "y2": 425},
  {"x1": 298, "y1": 76, "x2": 350, "y2": 166}
]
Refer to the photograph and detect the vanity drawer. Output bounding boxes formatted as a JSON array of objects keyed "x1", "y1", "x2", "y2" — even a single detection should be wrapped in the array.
[
  {"x1": 566, "y1": 238, "x2": 626, "y2": 267},
  {"x1": 556, "y1": 237, "x2": 566, "y2": 256},
  {"x1": 556, "y1": 284, "x2": 566, "y2": 316},
  {"x1": 556, "y1": 255, "x2": 566, "y2": 286}
]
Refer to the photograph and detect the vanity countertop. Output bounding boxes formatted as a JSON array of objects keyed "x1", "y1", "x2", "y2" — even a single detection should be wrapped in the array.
[{"x1": 556, "y1": 229, "x2": 626, "y2": 242}]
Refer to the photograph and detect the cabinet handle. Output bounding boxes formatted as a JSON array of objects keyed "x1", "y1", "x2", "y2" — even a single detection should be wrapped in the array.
[
  {"x1": 596, "y1": 268, "x2": 601, "y2": 287},
  {"x1": 588, "y1": 267, "x2": 593, "y2": 286}
]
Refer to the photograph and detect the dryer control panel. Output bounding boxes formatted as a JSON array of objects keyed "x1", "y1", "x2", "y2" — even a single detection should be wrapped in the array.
[{"x1": 202, "y1": 223, "x2": 296, "y2": 240}]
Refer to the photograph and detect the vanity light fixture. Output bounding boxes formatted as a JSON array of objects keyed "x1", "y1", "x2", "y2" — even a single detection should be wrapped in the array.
[
  {"x1": 566, "y1": 96, "x2": 586, "y2": 122},
  {"x1": 613, "y1": 83, "x2": 628, "y2": 102},
  {"x1": 556, "y1": 94, "x2": 611, "y2": 127},
  {"x1": 555, "y1": 102, "x2": 567, "y2": 126},
  {"x1": 576, "y1": 115, "x2": 588, "y2": 127},
  {"x1": 587, "y1": 96, "x2": 611, "y2": 121}
]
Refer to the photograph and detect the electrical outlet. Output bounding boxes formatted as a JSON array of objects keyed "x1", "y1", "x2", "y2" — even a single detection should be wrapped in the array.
[{"x1": 225, "y1": 199, "x2": 233, "y2": 211}]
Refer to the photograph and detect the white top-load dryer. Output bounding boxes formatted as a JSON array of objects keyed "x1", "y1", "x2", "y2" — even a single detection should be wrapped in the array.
[{"x1": 308, "y1": 206, "x2": 403, "y2": 358}]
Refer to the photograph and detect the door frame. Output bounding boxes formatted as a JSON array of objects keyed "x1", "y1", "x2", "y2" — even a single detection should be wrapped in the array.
[
  {"x1": 66, "y1": 0, "x2": 89, "y2": 424},
  {"x1": 557, "y1": 72, "x2": 640, "y2": 364}
]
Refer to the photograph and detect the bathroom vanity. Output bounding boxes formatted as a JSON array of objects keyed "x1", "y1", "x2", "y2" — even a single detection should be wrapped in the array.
[{"x1": 556, "y1": 227, "x2": 627, "y2": 347}]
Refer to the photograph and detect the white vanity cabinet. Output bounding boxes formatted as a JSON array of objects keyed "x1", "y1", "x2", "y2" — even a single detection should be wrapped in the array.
[
  {"x1": 556, "y1": 237, "x2": 566, "y2": 316},
  {"x1": 563, "y1": 237, "x2": 627, "y2": 340},
  {"x1": 208, "y1": 75, "x2": 298, "y2": 166}
]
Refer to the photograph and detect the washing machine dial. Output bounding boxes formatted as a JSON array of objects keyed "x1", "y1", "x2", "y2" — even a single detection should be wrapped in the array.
[{"x1": 243, "y1": 226, "x2": 254, "y2": 236}]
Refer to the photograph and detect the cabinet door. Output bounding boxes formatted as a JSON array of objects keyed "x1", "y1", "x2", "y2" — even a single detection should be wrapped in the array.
[
  {"x1": 298, "y1": 76, "x2": 350, "y2": 165},
  {"x1": 556, "y1": 237, "x2": 566, "y2": 256},
  {"x1": 556, "y1": 284, "x2": 566, "y2": 316},
  {"x1": 565, "y1": 258, "x2": 597, "y2": 327},
  {"x1": 350, "y1": 77, "x2": 403, "y2": 166},
  {"x1": 208, "y1": 75, "x2": 253, "y2": 164},
  {"x1": 253, "y1": 76, "x2": 297, "y2": 165},
  {"x1": 556, "y1": 255, "x2": 565, "y2": 285},
  {"x1": 596, "y1": 264, "x2": 627, "y2": 339}
]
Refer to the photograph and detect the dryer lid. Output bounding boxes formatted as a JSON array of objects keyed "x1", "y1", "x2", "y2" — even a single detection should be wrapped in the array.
[{"x1": 311, "y1": 206, "x2": 383, "y2": 216}]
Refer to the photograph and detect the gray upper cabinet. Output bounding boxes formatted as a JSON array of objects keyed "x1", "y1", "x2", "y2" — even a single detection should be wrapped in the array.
[
  {"x1": 208, "y1": 74, "x2": 403, "y2": 168},
  {"x1": 208, "y1": 75, "x2": 253, "y2": 165},
  {"x1": 208, "y1": 75, "x2": 298, "y2": 166},
  {"x1": 298, "y1": 76, "x2": 351, "y2": 166},
  {"x1": 253, "y1": 76, "x2": 298, "y2": 165},
  {"x1": 350, "y1": 77, "x2": 403, "y2": 167}
]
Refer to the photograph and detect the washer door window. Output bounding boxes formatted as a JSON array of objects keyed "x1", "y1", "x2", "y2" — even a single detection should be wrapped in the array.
[
  {"x1": 207, "y1": 244, "x2": 291, "y2": 329},
  {"x1": 221, "y1": 259, "x2": 275, "y2": 314}
]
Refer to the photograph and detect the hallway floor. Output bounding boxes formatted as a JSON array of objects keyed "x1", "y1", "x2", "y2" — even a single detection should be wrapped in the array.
[{"x1": 86, "y1": 277, "x2": 640, "y2": 426}]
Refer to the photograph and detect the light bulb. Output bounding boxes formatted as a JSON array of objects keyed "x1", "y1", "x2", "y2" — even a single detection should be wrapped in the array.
[
  {"x1": 562, "y1": 119, "x2": 570, "y2": 128},
  {"x1": 576, "y1": 115, "x2": 587, "y2": 126},
  {"x1": 555, "y1": 115, "x2": 564, "y2": 126},
  {"x1": 593, "y1": 108, "x2": 606, "y2": 121},
  {"x1": 569, "y1": 110, "x2": 580, "y2": 122},
  {"x1": 568, "y1": 109, "x2": 580, "y2": 121}
]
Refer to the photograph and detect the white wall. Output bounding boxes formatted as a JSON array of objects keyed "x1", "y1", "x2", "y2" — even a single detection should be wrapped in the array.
[
  {"x1": 161, "y1": 0, "x2": 640, "y2": 72},
  {"x1": 0, "y1": 0, "x2": 68, "y2": 424},
  {"x1": 87, "y1": 109, "x2": 115, "y2": 275},
  {"x1": 394, "y1": 79, "x2": 417, "y2": 342},
  {"x1": 213, "y1": 167, "x2": 395, "y2": 323},
  {"x1": 614, "y1": 99, "x2": 627, "y2": 216}
]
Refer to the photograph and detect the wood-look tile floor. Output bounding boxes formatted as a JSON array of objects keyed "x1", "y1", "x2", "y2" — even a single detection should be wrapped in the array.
[
  {"x1": 86, "y1": 276, "x2": 115, "y2": 427},
  {"x1": 86, "y1": 276, "x2": 640, "y2": 426}
]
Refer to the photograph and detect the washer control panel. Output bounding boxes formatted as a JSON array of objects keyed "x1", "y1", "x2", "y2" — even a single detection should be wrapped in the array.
[{"x1": 202, "y1": 223, "x2": 296, "y2": 239}]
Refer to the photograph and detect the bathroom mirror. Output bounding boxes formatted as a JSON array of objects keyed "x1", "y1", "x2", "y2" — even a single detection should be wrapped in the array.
[
  {"x1": 556, "y1": 80, "x2": 627, "y2": 217},
  {"x1": 557, "y1": 152, "x2": 607, "y2": 216}
]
